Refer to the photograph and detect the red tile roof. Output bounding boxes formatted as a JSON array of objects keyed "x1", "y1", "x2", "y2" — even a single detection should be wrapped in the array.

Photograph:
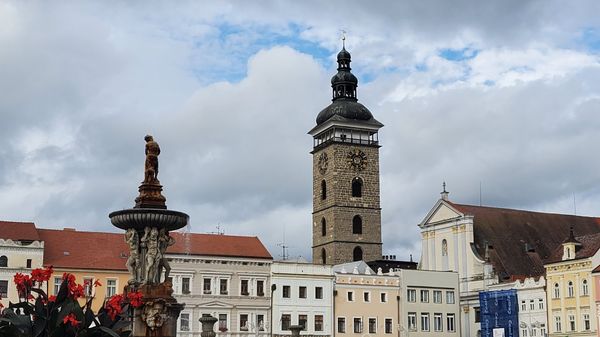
[
  {"x1": 546, "y1": 232, "x2": 600, "y2": 264},
  {"x1": 0, "y1": 221, "x2": 40, "y2": 241},
  {"x1": 448, "y1": 202, "x2": 600, "y2": 280},
  {"x1": 593, "y1": 265, "x2": 600, "y2": 273},
  {"x1": 34, "y1": 228, "x2": 271, "y2": 271}
]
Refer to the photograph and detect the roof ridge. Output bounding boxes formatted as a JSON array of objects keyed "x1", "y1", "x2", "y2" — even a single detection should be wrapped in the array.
[
  {"x1": 450, "y1": 202, "x2": 600, "y2": 220},
  {"x1": 0, "y1": 220, "x2": 35, "y2": 224}
]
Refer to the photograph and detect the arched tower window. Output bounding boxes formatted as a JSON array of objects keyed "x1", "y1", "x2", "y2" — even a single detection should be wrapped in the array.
[
  {"x1": 352, "y1": 177, "x2": 363, "y2": 197},
  {"x1": 321, "y1": 218, "x2": 327, "y2": 236},
  {"x1": 442, "y1": 239, "x2": 448, "y2": 256},
  {"x1": 582, "y1": 279, "x2": 589, "y2": 296},
  {"x1": 0, "y1": 255, "x2": 6, "y2": 267},
  {"x1": 321, "y1": 248, "x2": 327, "y2": 265},
  {"x1": 353, "y1": 246, "x2": 363, "y2": 261},
  {"x1": 553, "y1": 283, "x2": 560, "y2": 298},
  {"x1": 321, "y1": 180, "x2": 327, "y2": 200},
  {"x1": 567, "y1": 281, "x2": 574, "y2": 297},
  {"x1": 352, "y1": 215, "x2": 362, "y2": 234}
]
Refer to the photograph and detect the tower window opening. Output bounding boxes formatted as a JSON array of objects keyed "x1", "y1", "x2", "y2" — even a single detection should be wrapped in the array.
[
  {"x1": 321, "y1": 248, "x2": 327, "y2": 264},
  {"x1": 321, "y1": 180, "x2": 327, "y2": 200},
  {"x1": 353, "y1": 246, "x2": 363, "y2": 261},
  {"x1": 0, "y1": 255, "x2": 7, "y2": 267},
  {"x1": 321, "y1": 218, "x2": 327, "y2": 236},
  {"x1": 352, "y1": 215, "x2": 362, "y2": 234},
  {"x1": 352, "y1": 177, "x2": 363, "y2": 197}
]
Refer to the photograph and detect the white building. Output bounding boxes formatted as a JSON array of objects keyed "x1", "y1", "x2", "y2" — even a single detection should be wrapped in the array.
[
  {"x1": 271, "y1": 261, "x2": 334, "y2": 337},
  {"x1": 0, "y1": 221, "x2": 44, "y2": 305}
]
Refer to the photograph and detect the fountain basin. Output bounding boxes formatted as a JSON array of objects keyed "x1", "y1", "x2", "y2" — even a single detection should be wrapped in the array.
[{"x1": 109, "y1": 208, "x2": 189, "y2": 231}]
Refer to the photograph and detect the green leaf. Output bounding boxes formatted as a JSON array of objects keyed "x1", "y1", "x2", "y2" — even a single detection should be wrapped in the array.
[
  {"x1": 96, "y1": 326, "x2": 121, "y2": 337},
  {"x1": 55, "y1": 278, "x2": 69, "y2": 304},
  {"x1": 55, "y1": 300, "x2": 74, "y2": 327},
  {"x1": 30, "y1": 287, "x2": 48, "y2": 301}
]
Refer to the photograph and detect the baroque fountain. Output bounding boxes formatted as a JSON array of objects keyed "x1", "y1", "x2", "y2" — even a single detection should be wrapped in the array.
[{"x1": 109, "y1": 135, "x2": 188, "y2": 337}]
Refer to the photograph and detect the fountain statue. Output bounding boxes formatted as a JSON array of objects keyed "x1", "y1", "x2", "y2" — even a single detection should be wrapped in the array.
[{"x1": 109, "y1": 135, "x2": 187, "y2": 337}]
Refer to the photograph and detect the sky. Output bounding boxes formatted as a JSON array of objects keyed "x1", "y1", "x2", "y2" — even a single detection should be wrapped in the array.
[{"x1": 1, "y1": 1, "x2": 600, "y2": 262}]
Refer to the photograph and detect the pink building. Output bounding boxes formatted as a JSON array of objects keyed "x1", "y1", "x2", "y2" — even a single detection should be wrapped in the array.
[{"x1": 594, "y1": 265, "x2": 600, "y2": 337}]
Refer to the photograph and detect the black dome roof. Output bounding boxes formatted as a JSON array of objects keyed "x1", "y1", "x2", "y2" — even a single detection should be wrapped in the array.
[
  {"x1": 331, "y1": 70, "x2": 358, "y2": 85},
  {"x1": 316, "y1": 99, "x2": 374, "y2": 125}
]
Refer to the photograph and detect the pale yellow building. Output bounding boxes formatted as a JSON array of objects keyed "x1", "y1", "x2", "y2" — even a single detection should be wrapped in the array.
[
  {"x1": 333, "y1": 261, "x2": 400, "y2": 337},
  {"x1": 545, "y1": 230, "x2": 600, "y2": 337}
]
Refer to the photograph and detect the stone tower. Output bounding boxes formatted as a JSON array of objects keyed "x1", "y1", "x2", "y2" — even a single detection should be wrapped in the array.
[{"x1": 309, "y1": 46, "x2": 383, "y2": 265}]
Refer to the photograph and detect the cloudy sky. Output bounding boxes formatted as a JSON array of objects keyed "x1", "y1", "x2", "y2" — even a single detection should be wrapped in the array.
[{"x1": 1, "y1": 1, "x2": 600, "y2": 261}]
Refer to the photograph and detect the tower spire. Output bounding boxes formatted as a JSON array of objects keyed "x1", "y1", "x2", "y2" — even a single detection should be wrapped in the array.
[{"x1": 441, "y1": 181, "x2": 449, "y2": 201}]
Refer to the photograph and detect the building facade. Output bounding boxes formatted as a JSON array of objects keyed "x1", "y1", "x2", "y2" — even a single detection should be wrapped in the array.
[
  {"x1": 333, "y1": 261, "x2": 399, "y2": 337},
  {"x1": 545, "y1": 231, "x2": 600, "y2": 337},
  {"x1": 593, "y1": 266, "x2": 600, "y2": 336},
  {"x1": 271, "y1": 261, "x2": 334, "y2": 337},
  {"x1": 396, "y1": 269, "x2": 461, "y2": 337},
  {"x1": 310, "y1": 46, "x2": 383, "y2": 265}
]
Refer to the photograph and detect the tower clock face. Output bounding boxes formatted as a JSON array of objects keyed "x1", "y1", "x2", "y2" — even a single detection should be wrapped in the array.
[
  {"x1": 318, "y1": 152, "x2": 329, "y2": 174},
  {"x1": 347, "y1": 149, "x2": 367, "y2": 171}
]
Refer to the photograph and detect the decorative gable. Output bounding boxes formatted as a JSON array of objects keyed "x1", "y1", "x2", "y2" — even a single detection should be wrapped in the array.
[{"x1": 419, "y1": 200, "x2": 463, "y2": 228}]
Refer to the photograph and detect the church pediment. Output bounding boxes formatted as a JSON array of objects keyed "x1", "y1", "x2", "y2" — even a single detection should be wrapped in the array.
[{"x1": 419, "y1": 200, "x2": 463, "y2": 228}]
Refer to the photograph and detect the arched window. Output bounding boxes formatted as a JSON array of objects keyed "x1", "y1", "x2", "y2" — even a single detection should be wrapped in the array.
[
  {"x1": 582, "y1": 279, "x2": 589, "y2": 296},
  {"x1": 553, "y1": 283, "x2": 560, "y2": 298},
  {"x1": 321, "y1": 249, "x2": 327, "y2": 265},
  {"x1": 352, "y1": 215, "x2": 362, "y2": 234},
  {"x1": 321, "y1": 218, "x2": 327, "y2": 236},
  {"x1": 0, "y1": 255, "x2": 6, "y2": 267},
  {"x1": 352, "y1": 177, "x2": 363, "y2": 197},
  {"x1": 567, "y1": 281, "x2": 574, "y2": 297},
  {"x1": 442, "y1": 239, "x2": 448, "y2": 256},
  {"x1": 321, "y1": 180, "x2": 327, "y2": 200},
  {"x1": 353, "y1": 246, "x2": 363, "y2": 261}
]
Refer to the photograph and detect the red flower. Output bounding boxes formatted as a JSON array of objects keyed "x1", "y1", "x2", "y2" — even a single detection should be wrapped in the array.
[
  {"x1": 13, "y1": 273, "x2": 32, "y2": 297},
  {"x1": 31, "y1": 266, "x2": 53, "y2": 284},
  {"x1": 63, "y1": 313, "x2": 80, "y2": 327},
  {"x1": 48, "y1": 295, "x2": 56, "y2": 302},
  {"x1": 104, "y1": 294, "x2": 124, "y2": 320},
  {"x1": 62, "y1": 273, "x2": 85, "y2": 299},
  {"x1": 93, "y1": 279, "x2": 102, "y2": 287},
  {"x1": 127, "y1": 290, "x2": 143, "y2": 308}
]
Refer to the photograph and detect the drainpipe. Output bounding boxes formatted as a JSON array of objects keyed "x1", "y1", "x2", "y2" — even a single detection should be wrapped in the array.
[
  {"x1": 397, "y1": 294, "x2": 401, "y2": 337},
  {"x1": 271, "y1": 284, "x2": 276, "y2": 337}
]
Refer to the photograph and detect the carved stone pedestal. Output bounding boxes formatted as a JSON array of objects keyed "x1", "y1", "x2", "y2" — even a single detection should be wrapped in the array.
[
  {"x1": 128, "y1": 283, "x2": 184, "y2": 337},
  {"x1": 135, "y1": 182, "x2": 167, "y2": 209}
]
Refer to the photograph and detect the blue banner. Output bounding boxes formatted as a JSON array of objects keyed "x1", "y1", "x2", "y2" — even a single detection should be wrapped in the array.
[{"x1": 479, "y1": 289, "x2": 519, "y2": 337}]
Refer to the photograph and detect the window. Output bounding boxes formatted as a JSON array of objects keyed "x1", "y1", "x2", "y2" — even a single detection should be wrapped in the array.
[
  {"x1": 315, "y1": 287, "x2": 323, "y2": 299},
  {"x1": 538, "y1": 298, "x2": 544, "y2": 310},
  {"x1": 407, "y1": 313, "x2": 416, "y2": 330},
  {"x1": 434, "y1": 313, "x2": 443, "y2": 332},
  {"x1": 241, "y1": 280, "x2": 249, "y2": 296},
  {"x1": 421, "y1": 313, "x2": 430, "y2": 331},
  {"x1": 447, "y1": 314, "x2": 456, "y2": 332},
  {"x1": 218, "y1": 314, "x2": 228, "y2": 332},
  {"x1": 352, "y1": 178, "x2": 362, "y2": 197},
  {"x1": 106, "y1": 279, "x2": 117, "y2": 297},
  {"x1": 182, "y1": 277, "x2": 190, "y2": 294},
  {"x1": 474, "y1": 307, "x2": 481, "y2": 323},
  {"x1": 353, "y1": 246, "x2": 363, "y2": 261},
  {"x1": 257, "y1": 280, "x2": 265, "y2": 296},
  {"x1": 363, "y1": 291, "x2": 370, "y2": 302},
  {"x1": 203, "y1": 278, "x2": 211, "y2": 294},
  {"x1": 0, "y1": 256, "x2": 7, "y2": 267},
  {"x1": 352, "y1": 215, "x2": 362, "y2": 234},
  {"x1": 353, "y1": 318, "x2": 363, "y2": 333},
  {"x1": 540, "y1": 325, "x2": 546, "y2": 336},
  {"x1": 0, "y1": 280, "x2": 7, "y2": 297},
  {"x1": 281, "y1": 314, "x2": 291, "y2": 330},
  {"x1": 407, "y1": 289, "x2": 416, "y2": 302},
  {"x1": 433, "y1": 290, "x2": 442, "y2": 303},
  {"x1": 522, "y1": 329, "x2": 527, "y2": 337},
  {"x1": 380, "y1": 292, "x2": 387, "y2": 303},
  {"x1": 54, "y1": 277, "x2": 62, "y2": 295},
  {"x1": 321, "y1": 180, "x2": 327, "y2": 200},
  {"x1": 442, "y1": 239, "x2": 448, "y2": 256},
  {"x1": 385, "y1": 319, "x2": 393, "y2": 333},
  {"x1": 299, "y1": 286, "x2": 307, "y2": 298},
  {"x1": 220, "y1": 279, "x2": 228, "y2": 295},
  {"x1": 315, "y1": 315, "x2": 323, "y2": 331},
  {"x1": 521, "y1": 300, "x2": 527, "y2": 311},
  {"x1": 321, "y1": 248, "x2": 326, "y2": 265},
  {"x1": 83, "y1": 277, "x2": 93, "y2": 297},
  {"x1": 240, "y1": 314, "x2": 249, "y2": 331},
  {"x1": 529, "y1": 300, "x2": 535, "y2": 310},
  {"x1": 420, "y1": 290, "x2": 429, "y2": 303},
  {"x1": 568, "y1": 314, "x2": 575, "y2": 331},
  {"x1": 582, "y1": 279, "x2": 589, "y2": 296},
  {"x1": 299, "y1": 315, "x2": 307, "y2": 330},
  {"x1": 531, "y1": 328, "x2": 537, "y2": 336},
  {"x1": 583, "y1": 313, "x2": 590, "y2": 330},
  {"x1": 257, "y1": 314, "x2": 265, "y2": 331},
  {"x1": 554, "y1": 316, "x2": 561, "y2": 332},
  {"x1": 321, "y1": 218, "x2": 326, "y2": 236},
  {"x1": 337, "y1": 317, "x2": 346, "y2": 333},
  {"x1": 26, "y1": 259, "x2": 32, "y2": 268},
  {"x1": 567, "y1": 281, "x2": 574, "y2": 297},
  {"x1": 553, "y1": 283, "x2": 560, "y2": 298},
  {"x1": 368, "y1": 318, "x2": 376, "y2": 334},
  {"x1": 446, "y1": 291, "x2": 455, "y2": 304},
  {"x1": 282, "y1": 285, "x2": 290, "y2": 298},
  {"x1": 347, "y1": 291, "x2": 354, "y2": 302},
  {"x1": 180, "y1": 313, "x2": 190, "y2": 331}
]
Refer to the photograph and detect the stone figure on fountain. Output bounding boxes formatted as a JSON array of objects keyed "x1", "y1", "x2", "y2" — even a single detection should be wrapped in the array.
[{"x1": 125, "y1": 228, "x2": 140, "y2": 284}]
